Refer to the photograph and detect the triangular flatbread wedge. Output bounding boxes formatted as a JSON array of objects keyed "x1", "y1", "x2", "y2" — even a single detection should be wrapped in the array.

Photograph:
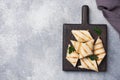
[
  {"x1": 66, "y1": 44, "x2": 79, "y2": 67},
  {"x1": 78, "y1": 58, "x2": 98, "y2": 72},
  {"x1": 71, "y1": 40, "x2": 94, "y2": 58},
  {"x1": 94, "y1": 37, "x2": 106, "y2": 65},
  {"x1": 71, "y1": 30, "x2": 93, "y2": 42}
]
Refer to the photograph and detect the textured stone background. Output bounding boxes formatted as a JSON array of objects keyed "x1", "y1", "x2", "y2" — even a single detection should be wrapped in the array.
[{"x1": 0, "y1": 0, "x2": 119, "y2": 80}]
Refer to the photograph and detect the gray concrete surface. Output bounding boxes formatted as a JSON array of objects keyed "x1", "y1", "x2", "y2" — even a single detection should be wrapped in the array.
[{"x1": 0, "y1": 0, "x2": 119, "y2": 80}]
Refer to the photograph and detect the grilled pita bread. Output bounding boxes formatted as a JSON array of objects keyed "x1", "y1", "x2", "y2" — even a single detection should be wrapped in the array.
[
  {"x1": 71, "y1": 39, "x2": 94, "y2": 58},
  {"x1": 66, "y1": 44, "x2": 79, "y2": 67},
  {"x1": 71, "y1": 30, "x2": 93, "y2": 42},
  {"x1": 94, "y1": 37, "x2": 106, "y2": 65},
  {"x1": 78, "y1": 58, "x2": 98, "y2": 72}
]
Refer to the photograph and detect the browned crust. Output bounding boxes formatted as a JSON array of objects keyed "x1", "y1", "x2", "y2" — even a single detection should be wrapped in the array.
[
  {"x1": 82, "y1": 46, "x2": 89, "y2": 55},
  {"x1": 94, "y1": 47, "x2": 103, "y2": 51},
  {"x1": 72, "y1": 62, "x2": 77, "y2": 63},
  {"x1": 95, "y1": 42, "x2": 102, "y2": 45},
  {"x1": 87, "y1": 59, "x2": 97, "y2": 70},
  {"x1": 82, "y1": 59, "x2": 90, "y2": 69},
  {"x1": 77, "y1": 43, "x2": 81, "y2": 53},
  {"x1": 74, "y1": 33, "x2": 85, "y2": 41},
  {"x1": 80, "y1": 31, "x2": 91, "y2": 40},
  {"x1": 95, "y1": 52, "x2": 106, "y2": 55},
  {"x1": 97, "y1": 58, "x2": 103, "y2": 61},
  {"x1": 86, "y1": 43, "x2": 93, "y2": 50}
]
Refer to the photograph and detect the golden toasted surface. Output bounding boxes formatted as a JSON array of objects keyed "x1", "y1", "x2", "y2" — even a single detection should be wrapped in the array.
[
  {"x1": 66, "y1": 44, "x2": 79, "y2": 67},
  {"x1": 94, "y1": 37, "x2": 106, "y2": 65},
  {"x1": 78, "y1": 57, "x2": 98, "y2": 72},
  {"x1": 71, "y1": 30, "x2": 93, "y2": 42},
  {"x1": 71, "y1": 40, "x2": 94, "y2": 58}
]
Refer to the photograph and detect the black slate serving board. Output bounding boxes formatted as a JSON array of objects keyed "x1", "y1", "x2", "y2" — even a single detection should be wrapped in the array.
[{"x1": 63, "y1": 5, "x2": 107, "y2": 72}]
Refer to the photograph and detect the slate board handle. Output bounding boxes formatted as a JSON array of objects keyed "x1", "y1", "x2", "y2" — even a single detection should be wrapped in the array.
[{"x1": 82, "y1": 5, "x2": 89, "y2": 25}]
